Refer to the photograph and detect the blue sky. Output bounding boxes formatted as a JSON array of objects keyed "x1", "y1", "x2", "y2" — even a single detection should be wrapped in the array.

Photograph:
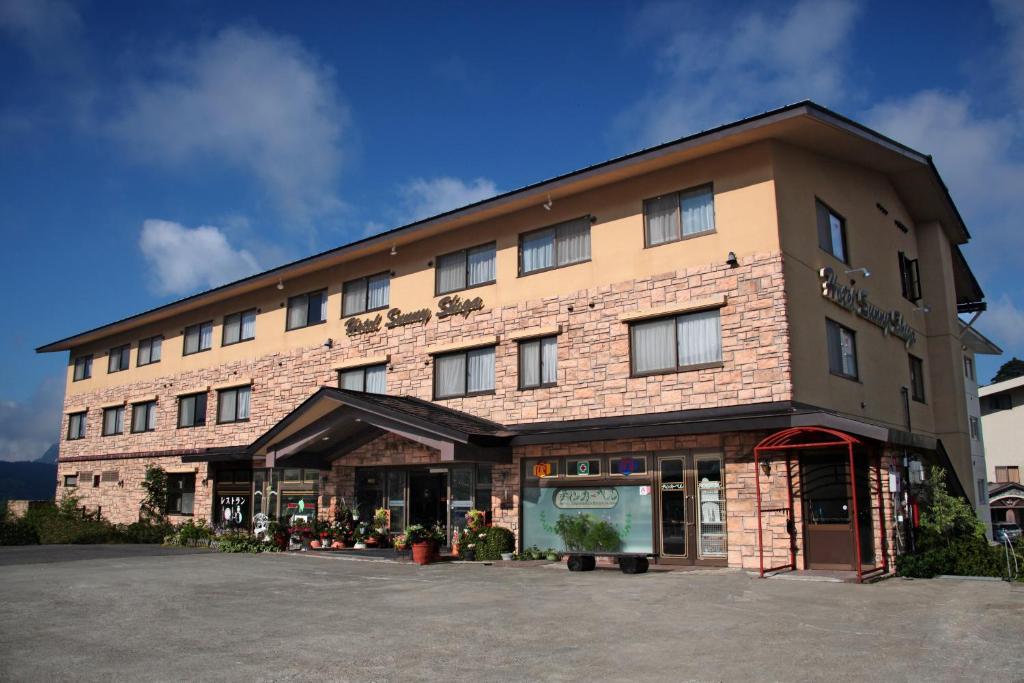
[{"x1": 1, "y1": 0, "x2": 1022, "y2": 460}]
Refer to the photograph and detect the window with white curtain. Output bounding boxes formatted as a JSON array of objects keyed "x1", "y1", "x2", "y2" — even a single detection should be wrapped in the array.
[
  {"x1": 177, "y1": 392, "x2": 207, "y2": 428},
  {"x1": 436, "y1": 242, "x2": 496, "y2": 294},
  {"x1": 519, "y1": 336, "x2": 558, "y2": 389},
  {"x1": 73, "y1": 355, "x2": 92, "y2": 381},
  {"x1": 825, "y1": 318, "x2": 858, "y2": 379},
  {"x1": 137, "y1": 336, "x2": 162, "y2": 366},
  {"x1": 67, "y1": 411, "x2": 87, "y2": 440},
  {"x1": 286, "y1": 290, "x2": 327, "y2": 330},
  {"x1": 434, "y1": 347, "x2": 496, "y2": 399},
  {"x1": 102, "y1": 406, "x2": 125, "y2": 436},
  {"x1": 108, "y1": 344, "x2": 130, "y2": 373},
  {"x1": 630, "y1": 309, "x2": 722, "y2": 375},
  {"x1": 644, "y1": 185, "x2": 715, "y2": 246},
  {"x1": 519, "y1": 217, "x2": 591, "y2": 274},
  {"x1": 342, "y1": 273, "x2": 390, "y2": 317},
  {"x1": 183, "y1": 321, "x2": 213, "y2": 355},
  {"x1": 816, "y1": 199, "x2": 848, "y2": 263},
  {"x1": 217, "y1": 385, "x2": 251, "y2": 423},
  {"x1": 222, "y1": 309, "x2": 256, "y2": 345},
  {"x1": 131, "y1": 401, "x2": 157, "y2": 433},
  {"x1": 339, "y1": 364, "x2": 387, "y2": 394}
]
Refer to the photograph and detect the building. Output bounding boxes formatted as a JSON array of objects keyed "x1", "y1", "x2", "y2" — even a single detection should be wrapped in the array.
[
  {"x1": 980, "y1": 375, "x2": 1024, "y2": 525},
  {"x1": 960, "y1": 322, "x2": 1002, "y2": 536},
  {"x1": 37, "y1": 102, "x2": 991, "y2": 579}
]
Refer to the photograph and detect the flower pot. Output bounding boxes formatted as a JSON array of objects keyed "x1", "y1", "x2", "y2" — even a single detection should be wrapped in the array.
[
  {"x1": 310, "y1": 540, "x2": 321, "y2": 549},
  {"x1": 462, "y1": 548, "x2": 476, "y2": 561},
  {"x1": 353, "y1": 542, "x2": 366, "y2": 550},
  {"x1": 331, "y1": 541, "x2": 343, "y2": 549},
  {"x1": 366, "y1": 537, "x2": 379, "y2": 548},
  {"x1": 500, "y1": 552, "x2": 513, "y2": 561},
  {"x1": 412, "y1": 541, "x2": 434, "y2": 565}
]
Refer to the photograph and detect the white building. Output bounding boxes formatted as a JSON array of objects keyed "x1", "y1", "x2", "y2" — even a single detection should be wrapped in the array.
[
  {"x1": 980, "y1": 372, "x2": 1024, "y2": 526},
  {"x1": 960, "y1": 323, "x2": 1001, "y2": 536}
]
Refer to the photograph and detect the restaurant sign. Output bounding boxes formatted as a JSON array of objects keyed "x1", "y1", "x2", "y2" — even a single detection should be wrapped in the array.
[
  {"x1": 819, "y1": 267, "x2": 917, "y2": 348},
  {"x1": 345, "y1": 296, "x2": 485, "y2": 336},
  {"x1": 553, "y1": 488, "x2": 620, "y2": 509}
]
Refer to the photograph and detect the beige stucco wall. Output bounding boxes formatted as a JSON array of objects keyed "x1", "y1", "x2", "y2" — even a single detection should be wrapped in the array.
[{"x1": 982, "y1": 386, "x2": 1024, "y2": 478}]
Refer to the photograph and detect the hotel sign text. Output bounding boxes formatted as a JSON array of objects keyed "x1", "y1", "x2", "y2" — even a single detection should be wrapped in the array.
[
  {"x1": 819, "y1": 267, "x2": 917, "y2": 348},
  {"x1": 345, "y1": 296, "x2": 485, "y2": 337}
]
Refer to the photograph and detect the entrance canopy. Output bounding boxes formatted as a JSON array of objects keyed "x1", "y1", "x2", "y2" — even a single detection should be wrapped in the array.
[{"x1": 248, "y1": 387, "x2": 515, "y2": 467}]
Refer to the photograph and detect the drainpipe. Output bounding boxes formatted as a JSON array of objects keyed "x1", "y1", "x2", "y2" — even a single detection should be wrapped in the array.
[{"x1": 900, "y1": 386, "x2": 916, "y2": 554}]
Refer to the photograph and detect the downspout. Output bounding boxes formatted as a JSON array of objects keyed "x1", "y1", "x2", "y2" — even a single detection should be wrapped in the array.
[{"x1": 900, "y1": 386, "x2": 916, "y2": 554}]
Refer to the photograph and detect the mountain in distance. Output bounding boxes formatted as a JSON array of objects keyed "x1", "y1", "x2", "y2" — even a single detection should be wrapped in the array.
[
  {"x1": 35, "y1": 443, "x2": 59, "y2": 464},
  {"x1": 0, "y1": 443, "x2": 58, "y2": 503}
]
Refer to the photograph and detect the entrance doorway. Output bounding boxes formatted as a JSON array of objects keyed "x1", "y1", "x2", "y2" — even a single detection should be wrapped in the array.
[
  {"x1": 800, "y1": 450, "x2": 875, "y2": 570},
  {"x1": 656, "y1": 453, "x2": 726, "y2": 565},
  {"x1": 408, "y1": 471, "x2": 448, "y2": 531}
]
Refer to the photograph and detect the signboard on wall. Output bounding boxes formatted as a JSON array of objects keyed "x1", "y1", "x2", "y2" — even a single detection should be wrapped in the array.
[
  {"x1": 345, "y1": 296, "x2": 486, "y2": 337},
  {"x1": 819, "y1": 266, "x2": 917, "y2": 347},
  {"x1": 553, "y1": 488, "x2": 619, "y2": 509},
  {"x1": 522, "y1": 485, "x2": 653, "y2": 554}
]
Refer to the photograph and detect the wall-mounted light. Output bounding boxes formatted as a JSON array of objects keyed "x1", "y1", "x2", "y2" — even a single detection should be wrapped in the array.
[
  {"x1": 323, "y1": 338, "x2": 334, "y2": 349},
  {"x1": 845, "y1": 267, "x2": 870, "y2": 278},
  {"x1": 276, "y1": 278, "x2": 285, "y2": 291},
  {"x1": 726, "y1": 252, "x2": 739, "y2": 268},
  {"x1": 914, "y1": 304, "x2": 931, "y2": 314},
  {"x1": 390, "y1": 244, "x2": 398, "y2": 256},
  {"x1": 543, "y1": 194, "x2": 553, "y2": 211},
  {"x1": 760, "y1": 460, "x2": 771, "y2": 477}
]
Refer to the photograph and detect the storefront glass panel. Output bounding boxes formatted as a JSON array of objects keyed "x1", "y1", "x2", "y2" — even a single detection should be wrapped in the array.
[
  {"x1": 522, "y1": 484, "x2": 654, "y2": 554},
  {"x1": 386, "y1": 470, "x2": 406, "y2": 532},
  {"x1": 450, "y1": 467, "x2": 474, "y2": 534}
]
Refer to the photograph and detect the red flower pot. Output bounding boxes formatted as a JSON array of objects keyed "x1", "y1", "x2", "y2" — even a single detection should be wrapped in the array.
[{"x1": 411, "y1": 541, "x2": 434, "y2": 565}]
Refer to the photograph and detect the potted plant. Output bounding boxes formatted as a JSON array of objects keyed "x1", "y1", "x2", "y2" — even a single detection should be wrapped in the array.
[
  {"x1": 406, "y1": 524, "x2": 444, "y2": 565},
  {"x1": 392, "y1": 532, "x2": 409, "y2": 552}
]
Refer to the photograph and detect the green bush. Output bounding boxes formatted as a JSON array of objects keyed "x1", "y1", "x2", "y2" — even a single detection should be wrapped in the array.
[
  {"x1": 473, "y1": 526, "x2": 515, "y2": 560},
  {"x1": 164, "y1": 519, "x2": 214, "y2": 547},
  {"x1": 216, "y1": 532, "x2": 281, "y2": 553},
  {"x1": 553, "y1": 513, "x2": 622, "y2": 553},
  {"x1": 117, "y1": 520, "x2": 173, "y2": 544},
  {"x1": 0, "y1": 517, "x2": 39, "y2": 545}
]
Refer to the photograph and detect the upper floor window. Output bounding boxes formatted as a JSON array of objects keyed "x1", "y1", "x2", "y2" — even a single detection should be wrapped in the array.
[
  {"x1": 131, "y1": 400, "x2": 157, "y2": 433},
  {"x1": 969, "y1": 416, "x2": 980, "y2": 440},
  {"x1": 73, "y1": 355, "x2": 92, "y2": 381},
  {"x1": 434, "y1": 346, "x2": 496, "y2": 399},
  {"x1": 64, "y1": 474, "x2": 78, "y2": 487},
  {"x1": 183, "y1": 321, "x2": 213, "y2": 355},
  {"x1": 629, "y1": 309, "x2": 722, "y2": 376},
  {"x1": 996, "y1": 466, "x2": 1020, "y2": 484},
  {"x1": 108, "y1": 344, "x2": 130, "y2": 373},
  {"x1": 177, "y1": 392, "x2": 207, "y2": 428},
  {"x1": 518, "y1": 336, "x2": 557, "y2": 389},
  {"x1": 644, "y1": 184, "x2": 715, "y2": 246},
  {"x1": 339, "y1": 364, "x2": 387, "y2": 394},
  {"x1": 816, "y1": 199, "x2": 848, "y2": 264},
  {"x1": 217, "y1": 385, "x2": 251, "y2": 424},
  {"x1": 286, "y1": 289, "x2": 327, "y2": 330},
  {"x1": 342, "y1": 274, "x2": 390, "y2": 317},
  {"x1": 898, "y1": 252, "x2": 922, "y2": 302},
  {"x1": 964, "y1": 355, "x2": 975, "y2": 382},
  {"x1": 137, "y1": 336, "x2": 162, "y2": 366},
  {"x1": 519, "y1": 217, "x2": 591, "y2": 275},
  {"x1": 909, "y1": 354, "x2": 926, "y2": 403},
  {"x1": 436, "y1": 243, "x2": 496, "y2": 295},
  {"x1": 222, "y1": 309, "x2": 256, "y2": 346},
  {"x1": 67, "y1": 411, "x2": 87, "y2": 440},
  {"x1": 167, "y1": 473, "x2": 195, "y2": 516},
  {"x1": 982, "y1": 394, "x2": 1013, "y2": 414},
  {"x1": 102, "y1": 406, "x2": 125, "y2": 436},
  {"x1": 826, "y1": 318, "x2": 858, "y2": 380}
]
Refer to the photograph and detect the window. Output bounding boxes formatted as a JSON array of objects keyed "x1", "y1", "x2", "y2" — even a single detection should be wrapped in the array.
[
  {"x1": 107, "y1": 344, "x2": 130, "y2": 373},
  {"x1": 816, "y1": 199, "x2": 848, "y2": 263},
  {"x1": 434, "y1": 346, "x2": 496, "y2": 399},
  {"x1": 137, "y1": 336, "x2": 162, "y2": 366},
  {"x1": 436, "y1": 242, "x2": 496, "y2": 294},
  {"x1": 566, "y1": 458, "x2": 601, "y2": 477},
  {"x1": 222, "y1": 309, "x2": 256, "y2": 346},
  {"x1": 183, "y1": 321, "x2": 213, "y2": 355},
  {"x1": 217, "y1": 386, "x2": 251, "y2": 424},
  {"x1": 518, "y1": 336, "x2": 557, "y2": 389},
  {"x1": 898, "y1": 252, "x2": 922, "y2": 302},
  {"x1": 92, "y1": 473, "x2": 100, "y2": 487},
  {"x1": 177, "y1": 392, "x2": 207, "y2": 428},
  {"x1": 964, "y1": 356, "x2": 975, "y2": 381},
  {"x1": 342, "y1": 274, "x2": 390, "y2": 317},
  {"x1": 826, "y1": 318, "x2": 858, "y2": 380},
  {"x1": 644, "y1": 184, "x2": 715, "y2": 246},
  {"x1": 609, "y1": 456, "x2": 648, "y2": 476},
  {"x1": 286, "y1": 289, "x2": 327, "y2": 330},
  {"x1": 338, "y1": 364, "x2": 387, "y2": 394},
  {"x1": 166, "y1": 473, "x2": 195, "y2": 516},
  {"x1": 519, "y1": 217, "x2": 591, "y2": 275},
  {"x1": 101, "y1": 406, "x2": 125, "y2": 436},
  {"x1": 67, "y1": 412, "x2": 86, "y2": 440},
  {"x1": 73, "y1": 355, "x2": 92, "y2": 381},
  {"x1": 131, "y1": 401, "x2": 157, "y2": 433},
  {"x1": 983, "y1": 394, "x2": 1013, "y2": 414},
  {"x1": 909, "y1": 355, "x2": 926, "y2": 403},
  {"x1": 63, "y1": 475, "x2": 78, "y2": 488},
  {"x1": 996, "y1": 466, "x2": 1020, "y2": 484},
  {"x1": 969, "y1": 416, "x2": 980, "y2": 440},
  {"x1": 629, "y1": 308, "x2": 722, "y2": 376}
]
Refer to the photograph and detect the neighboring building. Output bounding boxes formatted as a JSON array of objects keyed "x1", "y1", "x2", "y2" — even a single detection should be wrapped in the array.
[
  {"x1": 37, "y1": 102, "x2": 990, "y2": 578},
  {"x1": 981, "y1": 375, "x2": 1024, "y2": 525},
  {"x1": 960, "y1": 322, "x2": 1002, "y2": 537}
]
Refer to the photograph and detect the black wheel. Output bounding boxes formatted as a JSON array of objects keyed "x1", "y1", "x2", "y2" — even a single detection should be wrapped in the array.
[
  {"x1": 567, "y1": 554, "x2": 596, "y2": 571},
  {"x1": 620, "y1": 556, "x2": 649, "y2": 574}
]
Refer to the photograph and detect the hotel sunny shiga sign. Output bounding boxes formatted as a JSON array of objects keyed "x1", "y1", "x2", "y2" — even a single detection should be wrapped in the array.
[{"x1": 818, "y1": 266, "x2": 917, "y2": 347}]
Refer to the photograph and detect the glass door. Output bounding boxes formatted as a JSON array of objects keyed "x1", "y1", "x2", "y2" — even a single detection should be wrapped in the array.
[
  {"x1": 386, "y1": 470, "x2": 407, "y2": 532},
  {"x1": 449, "y1": 467, "x2": 474, "y2": 544},
  {"x1": 658, "y1": 455, "x2": 689, "y2": 558},
  {"x1": 695, "y1": 455, "x2": 726, "y2": 558}
]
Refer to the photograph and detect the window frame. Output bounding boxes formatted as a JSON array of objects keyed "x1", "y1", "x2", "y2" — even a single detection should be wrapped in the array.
[
  {"x1": 996, "y1": 466, "x2": 1020, "y2": 484},
  {"x1": 73, "y1": 355, "x2": 92, "y2": 381},
  {"x1": 177, "y1": 392, "x2": 208, "y2": 429},
  {"x1": 166, "y1": 473, "x2": 196, "y2": 516},
  {"x1": 63, "y1": 474, "x2": 78, "y2": 488},
  {"x1": 337, "y1": 363, "x2": 388, "y2": 394},
  {"x1": 285, "y1": 289, "x2": 328, "y2": 331},
  {"x1": 628, "y1": 309, "x2": 724, "y2": 378},
  {"x1": 643, "y1": 183, "x2": 716, "y2": 248},
  {"x1": 565, "y1": 458, "x2": 602, "y2": 478},
  {"x1": 816, "y1": 198, "x2": 850, "y2": 264},
  {"x1": 909, "y1": 354, "x2": 926, "y2": 403},
  {"x1": 342, "y1": 273, "x2": 391, "y2": 318},
  {"x1": 964, "y1": 355, "x2": 975, "y2": 381},
  {"x1": 517, "y1": 216, "x2": 592, "y2": 277},
  {"x1": 137, "y1": 335, "x2": 163, "y2": 366},
  {"x1": 608, "y1": 455, "x2": 649, "y2": 477},
  {"x1": 222, "y1": 309, "x2": 257, "y2": 346},
  {"x1": 216, "y1": 385, "x2": 252, "y2": 424},
  {"x1": 66, "y1": 411, "x2": 87, "y2": 441},
  {"x1": 435, "y1": 242, "x2": 497, "y2": 295},
  {"x1": 432, "y1": 346, "x2": 497, "y2": 400},
  {"x1": 183, "y1": 321, "x2": 214, "y2": 356},
  {"x1": 898, "y1": 251, "x2": 922, "y2": 302},
  {"x1": 130, "y1": 400, "x2": 158, "y2": 434},
  {"x1": 969, "y1": 416, "x2": 980, "y2": 440},
  {"x1": 825, "y1": 318, "x2": 859, "y2": 381},
  {"x1": 107, "y1": 344, "x2": 131, "y2": 373},
  {"x1": 517, "y1": 335, "x2": 558, "y2": 390},
  {"x1": 101, "y1": 405, "x2": 125, "y2": 437}
]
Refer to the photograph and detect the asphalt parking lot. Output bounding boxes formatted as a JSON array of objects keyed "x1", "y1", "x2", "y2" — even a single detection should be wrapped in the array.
[{"x1": 1, "y1": 545, "x2": 1022, "y2": 682}]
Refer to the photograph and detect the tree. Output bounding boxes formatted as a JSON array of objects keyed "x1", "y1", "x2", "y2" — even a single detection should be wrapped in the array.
[
  {"x1": 992, "y1": 357, "x2": 1024, "y2": 384},
  {"x1": 140, "y1": 466, "x2": 168, "y2": 523}
]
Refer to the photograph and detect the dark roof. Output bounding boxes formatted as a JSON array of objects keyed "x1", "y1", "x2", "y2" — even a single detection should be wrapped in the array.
[{"x1": 331, "y1": 389, "x2": 510, "y2": 438}]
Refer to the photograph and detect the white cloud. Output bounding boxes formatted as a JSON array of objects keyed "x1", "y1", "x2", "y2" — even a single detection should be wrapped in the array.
[
  {"x1": 619, "y1": 0, "x2": 860, "y2": 146},
  {"x1": 397, "y1": 177, "x2": 499, "y2": 223},
  {"x1": 992, "y1": 0, "x2": 1024, "y2": 102},
  {"x1": 109, "y1": 26, "x2": 348, "y2": 227},
  {"x1": 139, "y1": 219, "x2": 261, "y2": 296},
  {"x1": 0, "y1": 375, "x2": 63, "y2": 462},
  {"x1": 0, "y1": 0, "x2": 83, "y2": 68},
  {"x1": 978, "y1": 294, "x2": 1024, "y2": 354}
]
